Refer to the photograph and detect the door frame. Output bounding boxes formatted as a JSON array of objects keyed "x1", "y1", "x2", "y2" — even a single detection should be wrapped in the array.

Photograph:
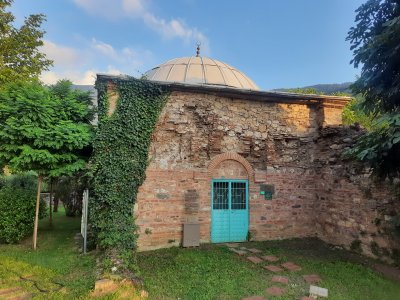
[{"x1": 210, "y1": 179, "x2": 249, "y2": 243}]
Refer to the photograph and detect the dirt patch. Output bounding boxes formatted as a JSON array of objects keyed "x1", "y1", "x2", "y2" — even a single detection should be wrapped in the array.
[{"x1": 372, "y1": 263, "x2": 400, "y2": 282}]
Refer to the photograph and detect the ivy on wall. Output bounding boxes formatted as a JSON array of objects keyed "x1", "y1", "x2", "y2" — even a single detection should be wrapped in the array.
[{"x1": 91, "y1": 76, "x2": 168, "y2": 271}]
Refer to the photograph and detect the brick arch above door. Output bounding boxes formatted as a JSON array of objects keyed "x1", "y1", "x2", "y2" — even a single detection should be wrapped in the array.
[{"x1": 208, "y1": 152, "x2": 254, "y2": 181}]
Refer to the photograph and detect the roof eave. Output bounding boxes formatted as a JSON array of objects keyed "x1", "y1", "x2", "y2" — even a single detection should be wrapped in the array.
[{"x1": 96, "y1": 74, "x2": 351, "y2": 108}]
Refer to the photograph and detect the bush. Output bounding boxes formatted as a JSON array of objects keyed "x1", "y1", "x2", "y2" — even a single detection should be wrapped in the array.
[
  {"x1": 3, "y1": 172, "x2": 37, "y2": 191},
  {"x1": 0, "y1": 186, "x2": 47, "y2": 243},
  {"x1": 54, "y1": 176, "x2": 85, "y2": 217}
]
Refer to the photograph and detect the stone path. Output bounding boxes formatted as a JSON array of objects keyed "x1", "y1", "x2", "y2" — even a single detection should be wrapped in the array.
[
  {"x1": 266, "y1": 286, "x2": 285, "y2": 296},
  {"x1": 247, "y1": 256, "x2": 263, "y2": 264},
  {"x1": 242, "y1": 296, "x2": 266, "y2": 300},
  {"x1": 271, "y1": 275, "x2": 289, "y2": 285},
  {"x1": 263, "y1": 265, "x2": 284, "y2": 273},
  {"x1": 226, "y1": 244, "x2": 327, "y2": 299},
  {"x1": 303, "y1": 274, "x2": 322, "y2": 284},
  {"x1": 261, "y1": 255, "x2": 279, "y2": 262},
  {"x1": 281, "y1": 262, "x2": 302, "y2": 272}
]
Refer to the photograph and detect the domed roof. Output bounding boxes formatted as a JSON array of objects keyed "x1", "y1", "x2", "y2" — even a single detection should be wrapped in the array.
[{"x1": 144, "y1": 56, "x2": 259, "y2": 90}]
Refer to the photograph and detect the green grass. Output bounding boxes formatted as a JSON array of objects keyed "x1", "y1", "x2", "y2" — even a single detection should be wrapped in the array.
[
  {"x1": 2, "y1": 213, "x2": 399, "y2": 300},
  {"x1": 0, "y1": 207, "x2": 96, "y2": 299},
  {"x1": 138, "y1": 240, "x2": 400, "y2": 300}
]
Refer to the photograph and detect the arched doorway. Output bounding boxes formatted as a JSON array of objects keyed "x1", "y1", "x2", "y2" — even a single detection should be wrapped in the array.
[{"x1": 208, "y1": 153, "x2": 253, "y2": 243}]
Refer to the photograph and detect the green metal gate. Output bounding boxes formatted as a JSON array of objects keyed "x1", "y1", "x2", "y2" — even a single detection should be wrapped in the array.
[{"x1": 211, "y1": 180, "x2": 248, "y2": 243}]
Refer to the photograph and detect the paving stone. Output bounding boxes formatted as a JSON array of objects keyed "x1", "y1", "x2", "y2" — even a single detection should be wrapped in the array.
[
  {"x1": 229, "y1": 248, "x2": 248, "y2": 255},
  {"x1": 242, "y1": 296, "x2": 266, "y2": 300},
  {"x1": 310, "y1": 285, "x2": 328, "y2": 298},
  {"x1": 266, "y1": 286, "x2": 285, "y2": 296},
  {"x1": 247, "y1": 256, "x2": 263, "y2": 264},
  {"x1": 303, "y1": 274, "x2": 322, "y2": 284},
  {"x1": 281, "y1": 262, "x2": 302, "y2": 271},
  {"x1": 263, "y1": 265, "x2": 284, "y2": 272},
  {"x1": 247, "y1": 248, "x2": 262, "y2": 253},
  {"x1": 225, "y1": 243, "x2": 240, "y2": 248},
  {"x1": 261, "y1": 255, "x2": 279, "y2": 262},
  {"x1": 271, "y1": 275, "x2": 289, "y2": 284}
]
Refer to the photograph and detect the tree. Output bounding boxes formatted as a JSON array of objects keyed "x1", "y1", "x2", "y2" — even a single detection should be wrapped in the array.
[
  {"x1": 0, "y1": 0, "x2": 53, "y2": 85},
  {"x1": 347, "y1": 0, "x2": 400, "y2": 113},
  {"x1": 345, "y1": 0, "x2": 400, "y2": 179},
  {"x1": 48, "y1": 80, "x2": 94, "y2": 219},
  {"x1": 0, "y1": 81, "x2": 92, "y2": 249},
  {"x1": 342, "y1": 95, "x2": 375, "y2": 131}
]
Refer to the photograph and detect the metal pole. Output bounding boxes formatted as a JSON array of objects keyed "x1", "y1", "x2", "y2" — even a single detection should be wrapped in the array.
[{"x1": 83, "y1": 189, "x2": 89, "y2": 254}]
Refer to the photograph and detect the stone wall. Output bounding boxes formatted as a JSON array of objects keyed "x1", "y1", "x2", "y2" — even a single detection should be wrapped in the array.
[
  {"x1": 313, "y1": 125, "x2": 400, "y2": 263},
  {"x1": 134, "y1": 90, "x2": 399, "y2": 262},
  {"x1": 135, "y1": 91, "x2": 324, "y2": 250}
]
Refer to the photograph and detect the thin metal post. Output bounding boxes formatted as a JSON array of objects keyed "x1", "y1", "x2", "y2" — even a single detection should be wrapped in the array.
[{"x1": 82, "y1": 189, "x2": 89, "y2": 254}]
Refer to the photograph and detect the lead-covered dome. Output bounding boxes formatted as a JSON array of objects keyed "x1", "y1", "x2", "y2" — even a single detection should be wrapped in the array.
[{"x1": 144, "y1": 56, "x2": 259, "y2": 90}]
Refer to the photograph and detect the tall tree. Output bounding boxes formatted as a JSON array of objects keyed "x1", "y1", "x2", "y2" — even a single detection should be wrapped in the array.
[
  {"x1": 0, "y1": 81, "x2": 92, "y2": 249},
  {"x1": 347, "y1": 0, "x2": 400, "y2": 113},
  {"x1": 346, "y1": 0, "x2": 400, "y2": 178},
  {"x1": 0, "y1": 0, "x2": 52, "y2": 85},
  {"x1": 48, "y1": 80, "x2": 95, "y2": 217}
]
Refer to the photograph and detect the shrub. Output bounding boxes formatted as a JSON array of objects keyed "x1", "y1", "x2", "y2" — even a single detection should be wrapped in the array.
[
  {"x1": 3, "y1": 172, "x2": 37, "y2": 191},
  {"x1": 54, "y1": 176, "x2": 85, "y2": 217},
  {"x1": 0, "y1": 186, "x2": 47, "y2": 243}
]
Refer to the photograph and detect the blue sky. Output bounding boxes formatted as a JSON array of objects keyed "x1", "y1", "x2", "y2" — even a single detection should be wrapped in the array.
[{"x1": 11, "y1": 0, "x2": 365, "y2": 90}]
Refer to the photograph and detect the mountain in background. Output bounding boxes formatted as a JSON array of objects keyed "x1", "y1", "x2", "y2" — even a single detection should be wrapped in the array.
[
  {"x1": 272, "y1": 82, "x2": 353, "y2": 95},
  {"x1": 72, "y1": 82, "x2": 354, "y2": 98}
]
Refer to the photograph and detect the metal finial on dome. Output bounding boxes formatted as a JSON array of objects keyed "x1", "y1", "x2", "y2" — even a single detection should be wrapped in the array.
[{"x1": 196, "y1": 42, "x2": 201, "y2": 57}]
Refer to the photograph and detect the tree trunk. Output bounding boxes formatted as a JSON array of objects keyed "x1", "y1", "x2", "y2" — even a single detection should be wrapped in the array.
[
  {"x1": 49, "y1": 178, "x2": 53, "y2": 226},
  {"x1": 53, "y1": 198, "x2": 59, "y2": 212},
  {"x1": 33, "y1": 176, "x2": 42, "y2": 250}
]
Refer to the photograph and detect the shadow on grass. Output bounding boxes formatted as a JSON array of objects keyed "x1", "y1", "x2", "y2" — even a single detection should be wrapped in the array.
[
  {"x1": 0, "y1": 208, "x2": 97, "y2": 299},
  {"x1": 138, "y1": 238, "x2": 400, "y2": 300}
]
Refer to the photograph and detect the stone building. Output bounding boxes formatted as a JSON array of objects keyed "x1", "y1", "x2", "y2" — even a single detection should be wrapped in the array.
[{"x1": 97, "y1": 54, "x2": 399, "y2": 261}]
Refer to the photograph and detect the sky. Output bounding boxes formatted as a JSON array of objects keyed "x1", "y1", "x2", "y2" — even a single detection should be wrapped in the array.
[{"x1": 11, "y1": 0, "x2": 366, "y2": 90}]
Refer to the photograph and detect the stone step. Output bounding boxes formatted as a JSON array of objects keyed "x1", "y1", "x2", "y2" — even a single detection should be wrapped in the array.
[
  {"x1": 264, "y1": 265, "x2": 284, "y2": 272},
  {"x1": 246, "y1": 256, "x2": 263, "y2": 264},
  {"x1": 266, "y1": 286, "x2": 285, "y2": 296}
]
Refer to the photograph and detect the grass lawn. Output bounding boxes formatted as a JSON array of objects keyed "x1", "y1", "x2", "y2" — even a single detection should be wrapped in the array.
[
  {"x1": 0, "y1": 207, "x2": 97, "y2": 299},
  {"x1": 138, "y1": 239, "x2": 400, "y2": 300},
  {"x1": 2, "y1": 212, "x2": 400, "y2": 300}
]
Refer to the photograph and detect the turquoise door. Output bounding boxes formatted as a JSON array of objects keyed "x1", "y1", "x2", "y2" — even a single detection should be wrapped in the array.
[{"x1": 211, "y1": 180, "x2": 248, "y2": 243}]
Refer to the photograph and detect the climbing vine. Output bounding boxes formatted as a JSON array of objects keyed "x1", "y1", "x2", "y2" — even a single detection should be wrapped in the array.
[{"x1": 91, "y1": 76, "x2": 168, "y2": 272}]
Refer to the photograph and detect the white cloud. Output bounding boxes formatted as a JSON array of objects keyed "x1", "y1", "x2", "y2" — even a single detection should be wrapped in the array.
[
  {"x1": 91, "y1": 38, "x2": 118, "y2": 59},
  {"x1": 143, "y1": 13, "x2": 209, "y2": 53},
  {"x1": 41, "y1": 66, "x2": 123, "y2": 85},
  {"x1": 122, "y1": 0, "x2": 145, "y2": 15},
  {"x1": 41, "y1": 40, "x2": 82, "y2": 67},
  {"x1": 41, "y1": 70, "x2": 95, "y2": 85},
  {"x1": 40, "y1": 39, "x2": 153, "y2": 85},
  {"x1": 73, "y1": 0, "x2": 126, "y2": 19},
  {"x1": 73, "y1": 0, "x2": 210, "y2": 52}
]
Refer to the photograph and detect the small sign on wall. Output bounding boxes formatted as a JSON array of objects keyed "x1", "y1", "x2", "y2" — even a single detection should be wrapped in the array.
[{"x1": 260, "y1": 184, "x2": 275, "y2": 200}]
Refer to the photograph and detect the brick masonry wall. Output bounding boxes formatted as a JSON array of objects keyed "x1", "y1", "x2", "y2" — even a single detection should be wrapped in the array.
[
  {"x1": 134, "y1": 90, "x2": 399, "y2": 261},
  {"x1": 313, "y1": 126, "x2": 400, "y2": 262}
]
